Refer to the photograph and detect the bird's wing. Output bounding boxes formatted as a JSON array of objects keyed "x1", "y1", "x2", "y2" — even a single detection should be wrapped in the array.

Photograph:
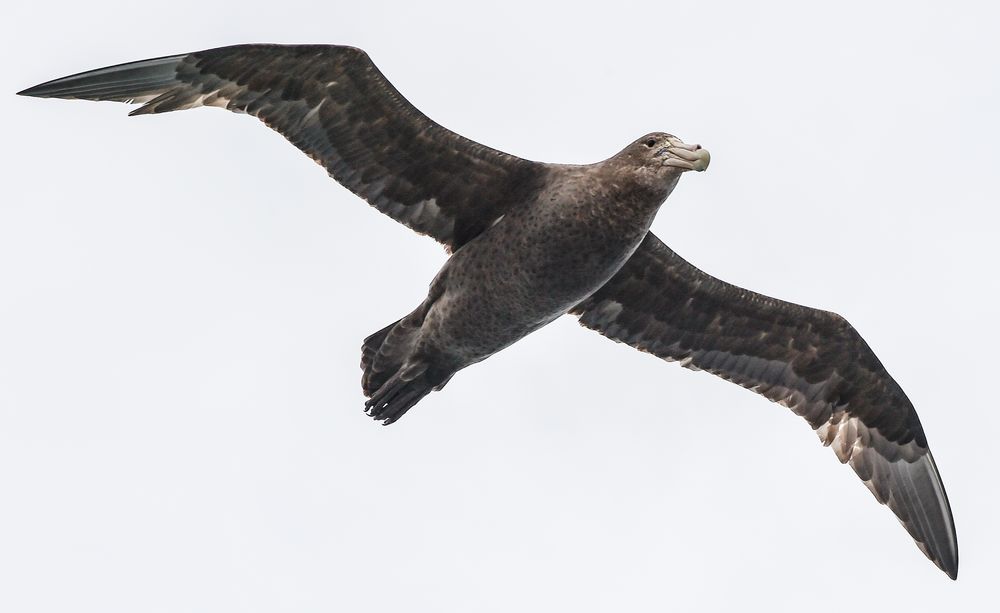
[
  {"x1": 18, "y1": 44, "x2": 546, "y2": 250},
  {"x1": 572, "y1": 231, "x2": 958, "y2": 578}
]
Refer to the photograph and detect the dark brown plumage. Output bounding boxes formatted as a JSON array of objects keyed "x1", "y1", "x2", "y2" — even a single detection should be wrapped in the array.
[
  {"x1": 573, "y1": 233, "x2": 956, "y2": 575},
  {"x1": 18, "y1": 43, "x2": 957, "y2": 579}
]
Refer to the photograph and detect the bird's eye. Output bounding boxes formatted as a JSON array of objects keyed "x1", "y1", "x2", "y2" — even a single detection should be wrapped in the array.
[{"x1": 644, "y1": 139, "x2": 656, "y2": 147}]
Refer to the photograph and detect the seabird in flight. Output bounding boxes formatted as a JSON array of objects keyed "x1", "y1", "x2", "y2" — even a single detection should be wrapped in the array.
[{"x1": 18, "y1": 43, "x2": 958, "y2": 579}]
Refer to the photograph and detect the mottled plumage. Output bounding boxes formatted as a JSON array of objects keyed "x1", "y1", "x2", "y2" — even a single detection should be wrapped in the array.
[{"x1": 19, "y1": 43, "x2": 957, "y2": 579}]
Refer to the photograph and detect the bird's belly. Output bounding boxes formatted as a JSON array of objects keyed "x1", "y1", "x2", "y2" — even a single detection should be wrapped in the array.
[{"x1": 419, "y1": 218, "x2": 648, "y2": 365}]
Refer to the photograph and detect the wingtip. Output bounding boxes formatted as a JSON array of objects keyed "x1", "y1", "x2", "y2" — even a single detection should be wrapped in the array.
[
  {"x1": 935, "y1": 555, "x2": 958, "y2": 580},
  {"x1": 17, "y1": 79, "x2": 73, "y2": 99},
  {"x1": 927, "y1": 542, "x2": 958, "y2": 580},
  {"x1": 925, "y1": 453, "x2": 960, "y2": 581},
  {"x1": 15, "y1": 55, "x2": 187, "y2": 104},
  {"x1": 920, "y1": 519, "x2": 959, "y2": 581},
  {"x1": 16, "y1": 84, "x2": 43, "y2": 97},
  {"x1": 943, "y1": 542, "x2": 959, "y2": 581},
  {"x1": 937, "y1": 538, "x2": 959, "y2": 580},
  {"x1": 16, "y1": 76, "x2": 84, "y2": 99}
]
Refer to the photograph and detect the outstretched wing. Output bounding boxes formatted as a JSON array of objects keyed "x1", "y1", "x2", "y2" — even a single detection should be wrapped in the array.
[
  {"x1": 573, "y1": 232, "x2": 959, "y2": 578},
  {"x1": 18, "y1": 44, "x2": 546, "y2": 250}
]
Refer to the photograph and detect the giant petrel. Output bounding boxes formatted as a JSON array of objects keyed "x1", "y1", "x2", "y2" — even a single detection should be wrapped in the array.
[{"x1": 18, "y1": 43, "x2": 958, "y2": 579}]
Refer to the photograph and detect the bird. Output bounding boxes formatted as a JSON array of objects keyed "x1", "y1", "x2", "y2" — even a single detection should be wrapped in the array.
[{"x1": 18, "y1": 43, "x2": 958, "y2": 579}]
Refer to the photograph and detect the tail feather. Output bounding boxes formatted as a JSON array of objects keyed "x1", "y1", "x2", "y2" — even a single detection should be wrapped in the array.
[
  {"x1": 361, "y1": 319, "x2": 400, "y2": 386},
  {"x1": 361, "y1": 317, "x2": 430, "y2": 425},
  {"x1": 361, "y1": 316, "x2": 423, "y2": 397},
  {"x1": 361, "y1": 312, "x2": 454, "y2": 425}
]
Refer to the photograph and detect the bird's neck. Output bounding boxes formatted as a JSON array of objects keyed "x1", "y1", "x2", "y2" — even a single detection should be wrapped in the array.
[{"x1": 590, "y1": 163, "x2": 679, "y2": 223}]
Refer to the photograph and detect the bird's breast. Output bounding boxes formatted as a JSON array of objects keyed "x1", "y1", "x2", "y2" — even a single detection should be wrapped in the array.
[{"x1": 465, "y1": 192, "x2": 655, "y2": 313}]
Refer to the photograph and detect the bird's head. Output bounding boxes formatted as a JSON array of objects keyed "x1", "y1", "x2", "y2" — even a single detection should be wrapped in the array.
[
  {"x1": 606, "y1": 133, "x2": 709, "y2": 201},
  {"x1": 625, "y1": 132, "x2": 711, "y2": 175}
]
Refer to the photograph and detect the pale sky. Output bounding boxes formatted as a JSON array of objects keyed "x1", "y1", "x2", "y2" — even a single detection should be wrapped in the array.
[{"x1": 2, "y1": 1, "x2": 998, "y2": 611}]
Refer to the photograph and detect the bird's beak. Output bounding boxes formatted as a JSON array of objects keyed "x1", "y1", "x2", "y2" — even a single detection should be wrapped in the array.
[{"x1": 660, "y1": 136, "x2": 710, "y2": 172}]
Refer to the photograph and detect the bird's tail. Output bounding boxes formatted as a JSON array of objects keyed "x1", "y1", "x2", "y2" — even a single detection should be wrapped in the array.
[
  {"x1": 361, "y1": 318, "x2": 405, "y2": 396},
  {"x1": 361, "y1": 316, "x2": 449, "y2": 425}
]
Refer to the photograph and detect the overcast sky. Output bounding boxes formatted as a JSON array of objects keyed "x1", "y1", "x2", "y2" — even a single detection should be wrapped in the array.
[{"x1": 2, "y1": 1, "x2": 998, "y2": 611}]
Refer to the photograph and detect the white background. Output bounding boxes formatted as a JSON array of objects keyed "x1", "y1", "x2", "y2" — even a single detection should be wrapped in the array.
[{"x1": 2, "y1": 1, "x2": 998, "y2": 611}]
